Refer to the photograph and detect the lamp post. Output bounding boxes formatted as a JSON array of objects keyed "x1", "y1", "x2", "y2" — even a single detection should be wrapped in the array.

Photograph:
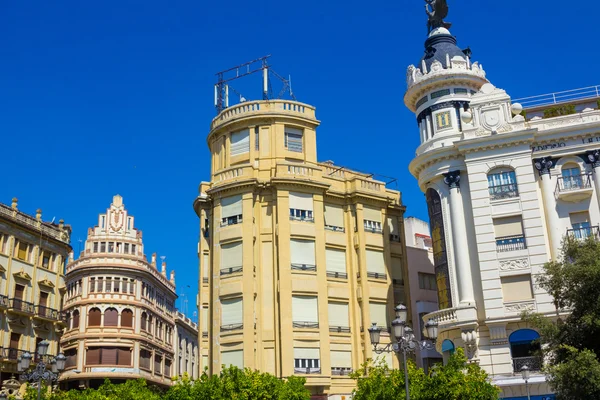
[
  {"x1": 521, "y1": 365, "x2": 531, "y2": 400},
  {"x1": 367, "y1": 304, "x2": 438, "y2": 400},
  {"x1": 17, "y1": 340, "x2": 66, "y2": 400}
]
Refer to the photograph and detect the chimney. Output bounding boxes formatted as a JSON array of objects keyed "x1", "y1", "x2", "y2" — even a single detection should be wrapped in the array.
[
  {"x1": 151, "y1": 253, "x2": 157, "y2": 267},
  {"x1": 170, "y1": 270, "x2": 175, "y2": 285},
  {"x1": 11, "y1": 198, "x2": 18, "y2": 210},
  {"x1": 161, "y1": 260, "x2": 167, "y2": 276},
  {"x1": 36, "y1": 209, "x2": 42, "y2": 222}
]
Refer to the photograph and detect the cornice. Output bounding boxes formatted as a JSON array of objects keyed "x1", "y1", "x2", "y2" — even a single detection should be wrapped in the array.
[
  {"x1": 206, "y1": 179, "x2": 259, "y2": 197},
  {"x1": 456, "y1": 128, "x2": 537, "y2": 154}
]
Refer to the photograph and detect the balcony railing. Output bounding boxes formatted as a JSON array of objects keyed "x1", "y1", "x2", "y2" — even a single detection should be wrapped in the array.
[
  {"x1": 36, "y1": 305, "x2": 59, "y2": 320},
  {"x1": 9, "y1": 298, "x2": 35, "y2": 314},
  {"x1": 489, "y1": 183, "x2": 519, "y2": 200},
  {"x1": 220, "y1": 216, "x2": 242, "y2": 227},
  {"x1": 496, "y1": 235, "x2": 526, "y2": 253},
  {"x1": 291, "y1": 264, "x2": 317, "y2": 272},
  {"x1": 3, "y1": 348, "x2": 28, "y2": 361},
  {"x1": 293, "y1": 321, "x2": 319, "y2": 329},
  {"x1": 331, "y1": 368, "x2": 352, "y2": 376},
  {"x1": 220, "y1": 266, "x2": 243, "y2": 276},
  {"x1": 366, "y1": 272, "x2": 387, "y2": 280},
  {"x1": 294, "y1": 367, "x2": 321, "y2": 374},
  {"x1": 567, "y1": 225, "x2": 600, "y2": 240},
  {"x1": 326, "y1": 271, "x2": 348, "y2": 279},
  {"x1": 513, "y1": 356, "x2": 543, "y2": 373},
  {"x1": 329, "y1": 326, "x2": 351, "y2": 333},
  {"x1": 364, "y1": 226, "x2": 383, "y2": 234},
  {"x1": 325, "y1": 225, "x2": 345, "y2": 233},
  {"x1": 220, "y1": 323, "x2": 243, "y2": 332},
  {"x1": 556, "y1": 174, "x2": 592, "y2": 194}
]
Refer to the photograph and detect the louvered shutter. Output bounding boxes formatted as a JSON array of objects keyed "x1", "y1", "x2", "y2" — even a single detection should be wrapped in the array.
[
  {"x1": 230, "y1": 130, "x2": 250, "y2": 156},
  {"x1": 363, "y1": 207, "x2": 381, "y2": 222},
  {"x1": 104, "y1": 309, "x2": 118, "y2": 326},
  {"x1": 221, "y1": 298, "x2": 243, "y2": 326},
  {"x1": 330, "y1": 351, "x2": 352, "y2": 368},
  {"x1": 328, "y1": 302, "x2": 349, "y2": 328},
  {"x1": 292, "y1": 296, "x2": 318, "y2": 323},
  {"x1": 86, "y1": 348, "x2": 100, "y2": 365},
  {"x1": 493, "y1": 216, "x2": 523, "y2": 237},
  {"x1": 102, "y1": 348, "x2": 118, "y2": 365},
  {"x1": 290, "y1": 239, "x2": 315, "y2": 266},
  {"x1": 203, "y1": 253, "x2": 209, "y2": 279},
  {"x1": 391, "y1": 257, "x2": 403, "y2": 282},
  {"x1": 221, "y1": 195, "x2": 243, "y2": 219},
  {"x1": 289, "y1": 192, "x2": 313, "y2": 211},
  {"x1": 369, "y1": 302, "x2": 388, "y2": 328},
  {"x1": 293, "y1": 348, "x2": 320, "y2": 359},
  {"x1": 366, "y1": 250, "x2": 386, "y2": 274},
  {"x1": 221, "y1": 242, "x2": 242, "y2": 270},
  {"x1": 326, "y1": 248, "x2": 346, "y2": 274},
  {"x1": 89, "y1": 308, "x2": 101, "y2": 326},
  {"x1": 285, "y1": 128, "x2": 303, "y2": 152},
  {"x1": 221, "y1": 349, "x2": 243, "y2": 368},
  {"x1": 121, "y1": 310, "x2": 133, "y2": 327},
  {"x1": 118, "y1": 348, "x2": 132, "y2": 366},
  {"x1": 325, "y1": 204, "x2": 344, "y2": 228}
]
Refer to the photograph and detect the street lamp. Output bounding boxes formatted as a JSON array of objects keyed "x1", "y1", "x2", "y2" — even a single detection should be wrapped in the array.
[
  {"x1": 368, "y1": 303, "x2": 438, "y2": 400},
  {"x1": 521, "y1": 365, "x2": 531, "y2": 400},
  {"x1": 18, "y1": 341, "x2": 65, "y2": 400}
]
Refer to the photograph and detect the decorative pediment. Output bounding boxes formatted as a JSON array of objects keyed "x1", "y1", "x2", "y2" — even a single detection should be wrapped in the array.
[
  {"x1": 12, "y1": 269, "x2": 31, "y2": 281},
  {"x1": 38, "y1": 279, "x2": 55, "y2": 289}
]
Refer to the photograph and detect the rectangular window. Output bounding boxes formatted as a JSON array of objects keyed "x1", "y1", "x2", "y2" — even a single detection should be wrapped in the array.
[
  {"x1": 86, "y1": 348, "x2": 101, "y2": 365},
  {"x1": 415, "y1": 95, "x2": 428, "y2": 109},
  {"x1": 369, "y1": 302, "x2": 388, "y2": 330},
  {"x1": 501, "y1": 275, "x2": 533, "y2": 302},
  {"x1": 202, "y1": 253, "x2": 209, "y2": 283},
  {"x1": 93, "y1": 242, "x2": 99, "y2": 252},
  {"x1": 90, "y1": 278, "x2": 96, "y2": 293},
  {"x1": 14, "y1": 284, "x2": 24, "y2": 300},
  {"x1": 431, "y1": 89, "x2": 450, "y2": 99},
  {"x1": 293, "y1": 348, "x2": 320, "y2": 373},
  {"x1": 363, "y1": 207, "x2": 382, "y2": 233},
  {"x1": 100, "y1": 242, "x2": 106, "y2": 252},
  {"x1": 221, "y1": 348, "x2": 244, "y2": 369},
  {"x1": 292, "y1": 295, "x2": 319, "y2": 328},
  {"x1": 108, "y1": 242, "x2": 114, "y2": 253},
  {"x1": 221, "y1": 242, "x2": 243, "y2": 275},
  {"x1": 324, "y1": 204, "x2": 344, "y2": 231},
  {"x1": 325, "y1": 248, "x2": 347, "y2": 279},
  {"x1": 202, "y1": 307, "x2": 209, "y2": 336},
  {"x1": 42, "y1": 252, "x2": 52, "y2": 269},
  {"x1": 365, "y1": 250, "x2": 386, "y2": 279},
  {"x1": 254, "y1": 126, "x2": 260, "y2": 151},
  {"x1": 387, "y1": 216, "x2": 400, "y2": 242},
  {"x1": 391, "y1": 257, "x2": 403, "y2": 285},
  {"x1": 230, "y1": 129, "x2": 250, "y2": 157},
  {"x1": 221, "y1": 298, "x2": 243, "y2": 331},
  {"x1": 221, "y1": 195, "x2": 243, "y2": 226},
  {"x1": 105, "y1": 278, "x2": 112, "y2": 293},
  {"x1": 290, "y1": 239, "x2": 316, "y2": 271},
  {"x1": 65, "y1": 348, "x2": 77, "y2": 369},
  {"x1": 16, "y1": 241, "x2": 29, "y2": 261},
  {"x1": 124, "y1": 243, "x2": 129, "y2": 253},
  {"x1": 570, "y1": 212, "x2": 593, "y2": 239},
  {"x1": 494, "y1": 216, "x2": 525, "y2": 252},
  {"x1": 131, "y1": 244, "x2": 137, "y2": 255},
  {"x1": 118, "y1": 348, "x2": 132, "y2": 366},
  {"x1": 140, "y1": 349, "x2": 152, "y2": 370},
  {"x1": 330, "y1": 350, "x2": 352, "y2": 374},
  {"x1": 129, "y1": 279, "x2": 135, "y2": 294},
  {"x1": 97, "y1": 277, "x2": 104, "y2": 293},
  {"x1": 113, "y1": 278, "x2": 120, "y2": 293},
  {"x1": 328, "y1": 302, "x2": 349, "y2": 332},
  {"x1": 289, "y1": 192, "x2": 314, "y2": 222},
  {"x1": 488, "y1": 170, "x2": 518, "y2": 200},
  {"x1": 154, "y1": 355, "x2": 162, "y2": 374},
  {"x1": 284, "y1": 127, "x2": 303, "y2": 153},
  {"x1": 418, "y1": 273, "x2": 437, "y2": 290}
]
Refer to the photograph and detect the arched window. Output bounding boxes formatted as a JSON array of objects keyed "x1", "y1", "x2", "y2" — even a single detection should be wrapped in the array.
[
  {"x1": 141, "y1": 312, "x2": 148, "y2": 331},
  {"x1": 73, "y1": 310, "x2": 80, "y2": 329},
  {"x1": 426, "y1": 188, "x2": 452, "y2": 309},
  {"x1": 104, "y1": 308, "x2": 118, "y2": 327},
  {"x1": 88, "y1": 308, "x2": 101, "y2": 327},
  {"x1": 148, "y1": 315, "x2": 153, "y2": 334},
  {"x1": 487, "y1": 167, "x2": 518, "y2": 200},
  {"x1": 121, "y1": 309, "x2": 133, "y2": 328},
  {"x1": 561, "y1": 163, "x2": 584, "y2": 190},
  {"x1": 509, "y1": 329, "x2": 541, "y2": 373},
  {"x1": 65, "y1": 312, "x2": 71, "y2": 329}
]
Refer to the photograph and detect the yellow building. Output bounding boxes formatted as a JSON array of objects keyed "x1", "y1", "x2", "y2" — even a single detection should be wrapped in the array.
[
  {"x1": 193, "y1": 100, "x2": 408, "y2": 399},
  {"x1": 0, "y1": 198, "x2": 72, "y2": 383}
]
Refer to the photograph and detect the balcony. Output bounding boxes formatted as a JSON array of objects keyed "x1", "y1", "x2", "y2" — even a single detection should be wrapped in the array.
[
  {"x1": 291, "y1": 264, "x2": 317, "y2": 272},
  {"x1": 329, "y1": 326, "x2": 351, "y2": 334},
  {"x1": 325, "y1": 225, "x2": 345, "y2": 233},
  {"x1": 555, "y1": 174, "x2": 594, "y2": 202},
  {"x1": 326, "y1": 271, "x2": 347, "y2": 279},
  {"x1": 3, "y1": 348, "x2": 29, "y2": 361},
  {"x1": 221, "y1": 215, "x2": 242, "y2": 227},
  {"x1": 35, "y1": 305, "x2": 60, "y2": 321},
  {"x1": 423, "y1": 305, "x2": 478, "y2": 331},
  {"x1": 567, "y1": 225, "x2": 600, "y2": 241},
  {"x1": 220, "y1": 323, "x2": 243, "y2": 332},
  {"x1": 496, "y1": 235, "x2": 527, "y2": 253},
  {"x1": 293, "y1": 321, "x2": 319, "y2": 329},
  {"x1": 9, "y1": 298, "x2": 35, "y2": 315},
  {"x1": 220, "y1": 266, "x2": 243, "y2": 276},
  {"x1": 294, "y1": 367, "x2": 321, "y2": 374},
  {"x1": 512, "y1": 356, "x2": 543, "y2": 373},
  {"x1": 359, "y1": 271, "x2": 387, "y2": 280},
  {"x1": 489, "y1": 183, "x2": 519, "y2": 201},
  {"x1": 331, "y1": 368, "x2": 352, "y2": 376}
]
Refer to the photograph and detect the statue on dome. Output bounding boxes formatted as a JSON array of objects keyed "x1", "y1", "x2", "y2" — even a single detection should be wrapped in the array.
[{"x1": 425, "y1": 0, "x2": 452, "y2": 33}]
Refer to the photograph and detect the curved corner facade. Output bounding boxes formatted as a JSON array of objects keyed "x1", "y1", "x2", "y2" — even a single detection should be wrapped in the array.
[{"x1": 194, "y1": 100, "x2": 408, "y2": 399}]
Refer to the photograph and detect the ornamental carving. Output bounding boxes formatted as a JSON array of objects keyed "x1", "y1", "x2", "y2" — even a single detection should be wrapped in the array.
[
  {"x1": 443, "y1": 170, "x2": 461, "y2": 189},
  {"x1": 533, "y1": 157, "x2": 556, "y2": 176},
  {"x1": 583, "y1": 149, "x2": 600, "y2": 168},
  {"x1": 499, "y1": 258, "x2": 529, "y2": 271},
  {"x1": 505, "y1": 301, "x2": 535, "y2": 313},
  {"x1": 461, "y1": 329, "x2": 478, "y2": 359},
  {"x1": 110, "y1": 209, "x2": 124, "y2": 232}
]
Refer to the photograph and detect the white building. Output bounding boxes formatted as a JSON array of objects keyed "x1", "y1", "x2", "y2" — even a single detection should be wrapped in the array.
[
  {"x1": 174, "y1": 311, "x2": 199, "y2": 380},
  {"x1": 403, "y1": 13, "x2": 600, "y2": 399}
]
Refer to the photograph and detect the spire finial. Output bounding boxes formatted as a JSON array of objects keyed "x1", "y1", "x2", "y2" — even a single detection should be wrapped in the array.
[{"x1": 425, "y1": 0, "x2": 451, "y2": 33}]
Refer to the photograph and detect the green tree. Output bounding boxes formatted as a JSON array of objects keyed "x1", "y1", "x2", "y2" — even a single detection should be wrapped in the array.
[
  {"x1": 350, "y1": 348, "x2": 498, "y2": 400},
  {"x1": 524, "y1": 235, "x2": 600, "y2": 399}
]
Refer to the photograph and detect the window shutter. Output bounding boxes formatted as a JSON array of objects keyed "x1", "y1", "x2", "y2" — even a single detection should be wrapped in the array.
[
  {"x1": 165, "y1": 359, "x2": 172, "y2": 376},
  {"x1": 140, "y1": 349, "x2": 151, "y2": 369},
  {"x1": 14, "y1": 285, "x2": 24, "y2": 300},
  {"x1": 230, "y1": 130, "x2": 250, "y2": 156},
  {"x1": 154, "y1": 355, "x2": 162, "y2": 373},
  {"x1": 221, "y1": 298, "x2": 243, "y2": 326},
  {"x1": 221, "y1": 195, "x2": 243, "y2": 219},
  {"x1": 86, "y1": 348, "x2": 100, "y2": 365},
  {"x1": 324, "y1": 204, "x2": 344, "y2": 228},
  {"x1": 203, "y1": 253, "x2": 209, "y2": 279},
  {"x1": 292, "y1": 296, "x2": 318, "y2": 323},
  {"x1": 366, "y1": 250, "x2": 386, "y2": 274},
  {"x1": 326, "y1": 248, "x2": 346, "y2": 274},
  {"x1": 293, "y1": 348, "x2": 320, "y2": 359},
  {"x1": 121, "y1": 310, "x2": 133, "y2": 327},
  {"x1": 102, "y1": 348, "x2": 118, "y2": 365},
  {"x1": 39, "y1": 292, "x2": 48, "y2": 307},
  {"x1": 65, "y1": 349, "x2": 77, "y2": 368},
  {"x1": 10, "y1": 333, "x2": 20, "y2": 349},
  {"x1": 221, "y1": 349, "x2": 244, "y2": 368},
  {"x1": 501, "y1": 275, "x2": 533, "y2": 302},
  {"x1": 285, "y1": 128, "x2": 303, "y2": 152},
  {"x1": 570, "y1": 212, "x2": 590, "y2": 225},
  {"x1": 328, "y1": 302, "x2": 349, "y2": 328},
  {"x1": 104, "y1": 309, "x2": 118, "y2": 327},
  {"x1": 289, "y1": 192, "x2": 313, "y2": 211},
  {"x1": 387, "y1": 216, "x2": 399, "y2": 236},
  {"x1": 369, "y1": 302, "x2": 388, "y2": 328},
  {"x1": 89, "y1": 308, "x2": 101, "y2": 326},
  {"x1": 391, "y1": 257, "x2": 403, "y2": 281},
  {"x1": 290, "y1": 239, "x2": 316, "y2": 266},
  {"x1": 73, "y1": 311, "x2": 80, "y2": 328},
  {"x1": 221, "y1": 242, "x2": 242, "y2": 270},
  {"x1": 202, "y1": 307, "x2": 209, "y2": 332},
  {"x1": 363, "y1": 207, "x2": 381, "y2": 222},
  {"x1": 330, "y1": 350, "x2": 352, "y2": 368},
  {"x1": 493, "y1": 216, "x2": 523, "y2": 237}
]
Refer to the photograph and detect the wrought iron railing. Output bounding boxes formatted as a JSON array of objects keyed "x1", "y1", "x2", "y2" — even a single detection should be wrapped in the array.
[
  {"x1": 3, "y1": 348, "x2": 28, "y2": 361},
  {"x1": 220, "y1": 216, "x2": 242, "y2": 227},
  {"x1": 220, "y1": 266, "x2": 243, "y2": 276},
  {"x1": 556, "y1": 174, "x2": 592, "y2": 194},
  {"x1": 489, "y1": 183, "x2": 519, "y2": 200},
  {"x1": 567, "y1": 225, "x2": 600, "y2": 240},
  {"x1": 331, "y1": 368, "x2": 352, "y2": 376},
  {"x1": 294, "y1": 367, "x2": 321, "y2": 374},
  {"x1": 512, "y1": 356, "x2": 543, "y2": 373},
  {"x1": 220, "y1": 323, "x2": 243, "y2": 332},
  {"x1": 513, "y1": 84, "x2": 600, "y2": 108},
  {"x1": 36, "y1": 305, "x2": 59, "y2": 320},
  {"x1": 496, "y1": 235, "x2": 526, "y2": 252},
  {"x1": 291, "y1": 264, "x2": 317, "y2": 272},
  {"x1": 329, "y1": 326, "x2": 351, "y2": 333},
  {"x1": 366, "y1": 272, "x2": 387, "y2": 280},
  {"x1": 364, "y1": 225, "x2": 383, "y2": 234},
  {"x1": 9, "y1": 298, "x2": 35, "y2": 314},
  {"x1": 326, "y1": 271, "x2": 348, "y2": 279},
  {"x1": 293, "y1": 321, "x2": 319, "y2": 329},
  {"x1": 325, "y1": 225, "x2": 345, "y2": 233}
]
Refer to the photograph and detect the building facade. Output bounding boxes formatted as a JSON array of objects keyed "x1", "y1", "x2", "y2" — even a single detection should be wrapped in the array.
[
  {"x1": 403, "y1": 217, "x2": 441, "y2": 372},
  {"x1": 194, "y1": 100, "x2": 408, "y2": 399},
  {"x1": 404, "y1": 13, "x2": 600, "y2": 399},
  {"x1": 0, "y1": 198, "x2": 72, "y2": 384},
  {"x1": 174, "y1": 311, "x2": 199, "y2": 379},
  {"x1": 59, "y1": 195, "x2": 179, "y2": 389}
]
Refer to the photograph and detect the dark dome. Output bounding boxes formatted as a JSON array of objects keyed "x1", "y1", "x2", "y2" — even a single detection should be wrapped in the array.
[{"x1": 419, "y1": 32, "x2": 468, "y2": 71}]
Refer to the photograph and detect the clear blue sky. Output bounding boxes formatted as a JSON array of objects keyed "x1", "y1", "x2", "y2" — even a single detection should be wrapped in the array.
[{"x1": 1, "y1": 0, "x2": 597, "y2": 317}]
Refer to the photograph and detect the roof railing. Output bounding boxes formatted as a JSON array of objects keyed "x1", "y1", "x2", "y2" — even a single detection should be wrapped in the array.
[{"x1": 513, "y1": 85, "x2": 600, "y2": 108}]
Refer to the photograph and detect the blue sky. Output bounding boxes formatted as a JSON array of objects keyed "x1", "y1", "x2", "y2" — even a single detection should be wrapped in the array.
[{"x1": 1, "y1": 0, "x2": 597, "y2": 318}]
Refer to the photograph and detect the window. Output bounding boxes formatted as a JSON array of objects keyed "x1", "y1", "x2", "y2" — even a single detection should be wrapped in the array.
[
  {"x1": 202, "y1": 253, "x2": 209, "y2": 284},
  {"x1": 289, "y1": 192, "x2": 314, "y2": 222},
  {"x1": 100, "y1": 242, "x2": 106, "y2": 252},
  {"x1": 16, "y1": 241, "x2": 29, "y2": 261},
  {"x1": 431, "y1": 89, "x2": 450, "y2": 99},
  {"x1": 129, "y1": 279, "x2": 135, "y2": 294},
  {"x1": 488, "y1": 168, "x2": 518, "y2": 200},
  {"x1": 105, "y1": 278, "x2": 112, "y2": 293},
  {"x1": 391, "y1": 257, "x2": 403, "y2": 285},
  {"x1": 96, "y1": 277, "x2": 103, "y2": 292},
  {"x1": 501, "y1": 275, "x2": 533, "y2": 302},
  {"x1": 141, "y1": 312, "x2": 148, "y2": 331},
  {"x1": 140, "y1": 349, "x2": 152, "y2": 370},
  {"x1": 113, "y1": 278, "x2": 120, "y2": 293},
  {"x1": 254, "y1": 126, "x2": 260, "y2": 151},
  {"x1": 330, "y1": 350, "x2": 352, "y2": 375},
  {"x1": 418, "y1": 273, "x2": 437, "y2": 290},
  {"x1": 230, "y1": 129, "x2": 250, "y2": 157},
  {"x1": 165, "y1": 359, "x2": 172, "y2": 377},
  {"x1": 202, "y1": 307, "x2": 209, "y2": 336},
  {"x1": 108, "y1": 242, "x2": 114, "y2": 253},
  {"x1": 509, "y1": 329, "x2": 541, "y2": 372},
  {"x1": 363, "y1": 207, "x2": 382, "y2": 233},
  {"x1": 369, "y1": 302, "x2": 388, "y2": 330},
  {"x1": 494, "y1": 216, "x2": 526, "y2": 252},
  {"x1": 124, "y1": 243, "x2": 129, "y2": 253},
  {"x1": 14, "y1": 284, "x2": 24, "y2": 300},
  {"x1": 88, "y1": 308, "x2": 101, "y2": 326},
  {"x1": 561, "y1": 165, "x2": 583, "y2": 190},
  {"x1": 292, "y1": 296, "x2": 319, "y2": 328},
  {"x1": 365, "y1": 250, "x2": 386, "y2": 279},
  {"x1": 221, "y1": 195, "x2": 243, "y2": 226},
  {"x1": 131, "y1": 244, "x2": 137, "y2": 255},
  {"x1": 454, "y1": 88, "x2": 468, "y2": 94},
  {"x1": 41, "y1": 252, "x2": 52, "y2": 269},
  {"x1": 293, "y1": 348, "x2": 320, "y2": 374},
  {"x1": 569, "y1": 212, "x2": 594, "y2": 239},
  {"x1": 324, "y1": 204, "x2": 344, "y2": 232},
  {"x1": 435, "y1": 111, "x2": 452, "y2": 130},
  {"x1": 86, "y1": 347, "x2": 130, "y2": 366},
  {"x1": 121, "y1": 309, "x2": 133, "y2": 328},
  {"x1": 326, "y1": 248, "x2": 347, "y2": 279},
  {"x1": 9, "y1": 332, "x2": 21, "y2": 351},
  {"x1": 221, "y1": 298, "x2": 243, "y2": 331},
  {"x1": 93, "y1": 242, "x2": 98, "y2": 252},
  {"x1": 328, "y1": 302, "x2": 350, "y2": 333},
  {"x1": 221, "y1": 242, "x2": 243, "y2": 276},
  {"x1": 416, "y1": 95, "x2": 428, "y2": 109},
  {"x1": 387, "y1": 216, "x2": 400, "y2": 242},
  {"x1": 0, "y1": 233, "x2": 10, "y2": 254},
  {"x1": 221, "y1": 348, "x2": 243, "y2": 369},
  {"x1": 290, "y1": 239, "x2": 316, "y2": 271},
  {"x1": 39, "y1": 291, "x2": 49, "y2": 307},
  {"x1": 73, "y1": 310, "x2": 80, "y2": 329},
  {"x1": 284, "y1": 127, "x2": 303, "y2": 153},
  {"x1": 65, "y1": 348, "x2": 77, "y2": 369}
]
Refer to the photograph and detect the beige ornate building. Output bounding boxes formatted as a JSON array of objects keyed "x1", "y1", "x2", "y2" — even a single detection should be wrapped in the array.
[
  {"x1": 193, "y1": 100, "x2": 408, "y2": 399},
  {"x1": 0, "y1": 198, "x2": 72, "y2": 384},
  {"x1": 59, "y1": 195, "x2": 180, "y2": 389}
]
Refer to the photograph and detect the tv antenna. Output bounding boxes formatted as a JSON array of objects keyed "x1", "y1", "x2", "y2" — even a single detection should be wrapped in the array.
[{"x1": 214, "y1": 55, "x2": 296, "y2": 114}]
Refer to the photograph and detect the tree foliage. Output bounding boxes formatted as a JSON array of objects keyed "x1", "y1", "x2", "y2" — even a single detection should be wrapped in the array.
[
  {"x1": 524, "y1": 235, "x2": 600, "y2": 399},
  {"x1": 350, "y1": 348, "x2": 498, "y2": 400}
]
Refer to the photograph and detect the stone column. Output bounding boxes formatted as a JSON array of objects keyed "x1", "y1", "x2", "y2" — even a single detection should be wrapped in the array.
[
  {"x1": 443, "y1": 170, "x2": 475, "y2": 305},
  {"x1": 584, "y1": 150, "x2": 600, "y2": 212},
  {"x1": 533, "y1": 157, "x2": 562, "y2": 258}
]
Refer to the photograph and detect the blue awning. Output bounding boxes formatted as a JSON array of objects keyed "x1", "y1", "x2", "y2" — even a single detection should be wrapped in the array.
[{"x1": 509, "y1": 329, "x2": 540, "y2": 344}]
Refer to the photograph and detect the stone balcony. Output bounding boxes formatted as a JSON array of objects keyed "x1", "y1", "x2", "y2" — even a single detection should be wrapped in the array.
[
  {"x1": 210, "y1": 100, "x2": 317, "y2": 131},
  {"x1": 423, "y1": 304, "x2": 478, "y2": 331}
]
